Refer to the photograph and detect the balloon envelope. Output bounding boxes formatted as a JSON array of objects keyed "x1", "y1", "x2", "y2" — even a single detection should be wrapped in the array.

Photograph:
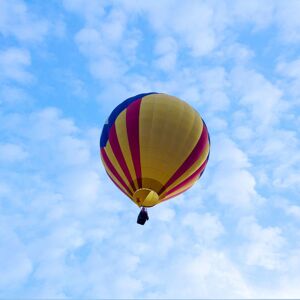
[{"x1": 100, "y1": 93, "x2": 210, "y2": 207}]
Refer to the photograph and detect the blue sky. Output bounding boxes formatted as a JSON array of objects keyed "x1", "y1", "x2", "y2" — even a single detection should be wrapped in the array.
[{"x1": 1, "y1": 0, "x2": 300, "y2": 298}]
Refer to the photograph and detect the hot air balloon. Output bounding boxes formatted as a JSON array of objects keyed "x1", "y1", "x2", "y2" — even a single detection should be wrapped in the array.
[{"x1": 100, "y1": 93, "x2": 210, "y2": 225}]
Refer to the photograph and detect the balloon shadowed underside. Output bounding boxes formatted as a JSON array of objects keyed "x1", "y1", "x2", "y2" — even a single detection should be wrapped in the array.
[{"x1": 100, "y1": 93, "x2": 210, "y2": 207}]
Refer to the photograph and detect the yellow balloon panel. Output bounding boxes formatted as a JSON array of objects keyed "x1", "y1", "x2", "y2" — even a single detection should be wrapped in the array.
[{"x1": 139, "y1": 94, "x2": 203, "y2": 193}]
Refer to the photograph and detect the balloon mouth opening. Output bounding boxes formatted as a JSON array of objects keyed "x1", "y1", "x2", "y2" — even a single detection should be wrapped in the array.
[{"x1": 133, "y1": 188, "x2": 160, "y2": 207}]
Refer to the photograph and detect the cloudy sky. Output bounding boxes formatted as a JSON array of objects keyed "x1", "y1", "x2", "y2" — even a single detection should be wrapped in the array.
[{"x1": 1, "y1": 0, "x2": 300, "y2": 298}]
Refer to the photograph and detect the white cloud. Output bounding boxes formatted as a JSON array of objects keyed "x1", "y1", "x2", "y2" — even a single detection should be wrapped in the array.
[
  {"x1": 0, "y1": 107, "x2": 106, "y2": 296},
  {"x1": 121, "y1": 0, "x2": 227, "y2": 57},
  {"x1": 0, "y1": 0, "x2": 48, "y2": 42},
  {"x1": 0, "y1": 143, "x2": 28, "y2": 163},
  {"x1": 75, "y1": 27, "x2": 128, "y2": 80},
  {"x1": 0, "y1": 85, "x2": 31, "y2": 105},
  {"x1": 198, "y1": 67, "x2": 229, "y2": 111},
  {"x1": 216, "y1": 42, "x2": 254, "y2": 64},
  {"x1": 75, "y1": 28, "x2": 104, "y2": 59},
  {"x1": 151, "y1": 203, "x2": 176, "y2": 223},
  {"x1": 233, "y1": 126, "x2": 254, "y2": 142},
  {"x1": 275, "y1": 0, "x2": 300, "y2": 43},
  {"x1": 100, "y1": 9, "x2": 127, "y2": 44},
  {"x1": 0, "y1": 224, "x2": 32, "y2": 290},
  {"x1": 207, "y1": 116, "x2": 228, "y2": 132},
  {"x1": 25, "y1": 108, "x2": 77, "y2": 141},
  {"x1": 71, "y1": 4, "x2": 143, "y2": 82},
  {"x1": 260, "y1": 277, "x2": 300, "y2": 298},
  {"x1": 0, "y1": 48, "x2": 33, "y2": 84},
  {"x1": 255, "y1": 128, "x2": 300, "y2": 191},
  {"x1": 182, "y1": 212, "x2": 224, "y2": 243},
  {"x1": 159, "y1": 250, "x2": 252, "y2": 299},
  {"x1": 277, "y1": 58, "x2": 300, "y2": 79},
  {"x1": 58, "y1": 73, "x2": 88, "y2": 99},
  {"x1": 274, "y1": 197, "x2": 300, "y2": 220},
  {"x1": 154, "y1": 36, "x2": 178, "y2": 71},
  {"x1": 62, "y1": 0, "x2": 106, "y2": 26},
  {"x1": 229, "y1": 0, "x2": 300, "y2": 44},
  {"x1": 238, "y1": 217, "x2": 285, "y2": 270},
  {"x1": 0, "y1": 182, "x2": 11, "y2": 197},
  {"x1": 232, "y1": 0, "x2": 275, "y2": 30},
  {"x1": 57, "y1": 136, "x2": 90, "y2": 166},
  {"x1": 230, "y1": 67, "x2": 284, "y2": 130},
  {"x1": 277, "y1": 58, "x2": 300, "y2": 101},
  {"x1": 207, "y1": 135, "x2": 261, "y2": 208},
  {"x1": 58, "y1": 170, "x2": 101, "y2": 215},
  {"x1": 285, "y1": 205, "x2": 300, "y2": 219}
]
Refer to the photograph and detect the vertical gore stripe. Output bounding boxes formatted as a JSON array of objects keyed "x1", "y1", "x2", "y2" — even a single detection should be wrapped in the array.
[
  {"x1": 126, "y1": 99, "x2": 142, "y2": 188},
  {"x1": 101, "y1": 152, "x2": 131, "y2": 197},
  {"x1": 115, "y1": 110, "x2": 139, "y2": 191},
  {"x1": 100, "y1": 92, "x2": 157, "y2": 147},
  {"x1": 101, "y1": 148, "x2": 132, "y2": 195},
  {"x1": 159, "y1": 122, "x2": 209, "y2": 195},
  {"x1": 109, "y1": 123, "x2": 136, "y2": 192},
  {"x1": 163, "y1": 185, "x2": 191, "y2": 201},
  {"x1": 164, "y1": 158, "x2": 208, "y2": 197}
]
